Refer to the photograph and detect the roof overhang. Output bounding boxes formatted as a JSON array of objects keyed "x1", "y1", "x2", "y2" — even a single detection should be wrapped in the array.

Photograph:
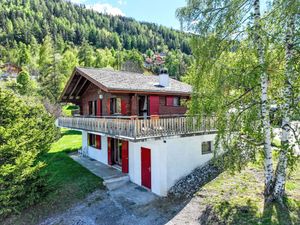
[
  {"x1": 60, "y1": 67, "x2": 110, "y2": 103},
  {"x1": 60, "y1": 67, "x2": 191, "y2": 103}
]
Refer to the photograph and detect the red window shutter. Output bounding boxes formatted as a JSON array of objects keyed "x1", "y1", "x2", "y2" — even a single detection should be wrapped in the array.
[
  {"x1": 122, "y1": 140, "x2": 129, "y2": 173},
  {"x1": 106, "y1": 98, "x2": 110, "y2": 115},
  {"x1": 121, "y1": 99, "x2": 127, "y2": 115},
  {"x1": 166, "y1": 96, "x2": 173, "y2": 106},
  {"x1": 107, "y1": 137, "x2": 112, "y2": 165},
  {"x1": 96, "y1": 135, "x2": 101, "y2": 149},
  {"x1": 149, "y1": 96, "x2": 159, "y2": 115},
  {"x1": 97, "y1": 99, "x2": 102, "y2": 116}
]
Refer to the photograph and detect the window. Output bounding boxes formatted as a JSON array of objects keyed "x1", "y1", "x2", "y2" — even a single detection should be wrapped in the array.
[
  {"x1": 111, "y1": 98, "x2": 121, "y2": 114},
  {"x1": 94, "y1": 100, "x2": 97, "y2": 116},
  {"x1": 166, "y1": 96, "x2": 173, "y2": 106},
  {"x1": 202, "y1": 141, "x2": 212, "y2": 154},
  {"x1": 88, "y1": 133, "x2": 101, "y2": 149},
  {"x1": 165, "y1": 96, "x2": 180, "y2": 106},
  {"x1": 88, "y1": 101, "x2": 93, "y2": 115},
  {"x1": 173, "y1": 97, "x2": 180, "y2": 106}
]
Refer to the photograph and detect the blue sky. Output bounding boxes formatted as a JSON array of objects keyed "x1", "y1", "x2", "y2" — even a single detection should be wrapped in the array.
[{"x1": 69, "y1": 0, "x2": 187, "y2": 30}]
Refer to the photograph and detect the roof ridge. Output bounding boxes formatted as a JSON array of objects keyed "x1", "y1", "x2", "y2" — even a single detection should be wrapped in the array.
[{"x1": 77, "y1": 66, "x2": 148, "y2": 76}]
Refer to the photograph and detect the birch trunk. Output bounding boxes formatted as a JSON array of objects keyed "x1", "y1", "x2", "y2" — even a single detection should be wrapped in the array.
[
  {"x1": 272, "y1": 14, "x2": 295, "y2": 200},
  {"x1": 253, "y1": 0, "x2": 273, "y2": 197}
]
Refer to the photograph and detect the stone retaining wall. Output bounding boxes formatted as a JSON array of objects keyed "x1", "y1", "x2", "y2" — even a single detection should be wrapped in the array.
[{"x1": 168, "y1": 161, "x2": 222, "y2": 198}]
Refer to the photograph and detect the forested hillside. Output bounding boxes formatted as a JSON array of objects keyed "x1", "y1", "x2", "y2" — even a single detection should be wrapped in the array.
[
  {"x1": 0, "y1": 0, "x2": 190, "y2": 53},
  {"x1": 0, "y1": 0, "x2": 192, "y2": 102}
]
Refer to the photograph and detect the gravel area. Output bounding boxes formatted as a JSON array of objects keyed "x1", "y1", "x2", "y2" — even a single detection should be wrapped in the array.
[
  {"x1": 39, "y1": 160, "x2": 222, "y2": 225},
  {"x1": 39, "y1": 183, "x2": 187, "y2": 225}
]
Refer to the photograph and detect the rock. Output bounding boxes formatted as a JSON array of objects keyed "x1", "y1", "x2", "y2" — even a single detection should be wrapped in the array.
[{"x1": 168, "y1": 161, "x2": 222, "y2": 198}]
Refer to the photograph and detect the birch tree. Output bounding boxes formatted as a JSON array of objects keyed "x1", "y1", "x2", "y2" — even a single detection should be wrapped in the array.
[
  {"x1": 177, "y1": 0, "x2": 299, "y2": 203},
  {"x1": 253, "y1": 0, "x2": 273, "y2": 197},
  {"x1": 272, "y1": 0, "x2": 299, "y2": 201}
]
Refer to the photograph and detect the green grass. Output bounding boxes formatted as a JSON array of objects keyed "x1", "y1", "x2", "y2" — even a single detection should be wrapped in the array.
[
  {"x1": 4, "y1": 129, "x2": 104, "y2": 225},
  {"x1": 197, "y1": 162, "x2": 300, "y2": 225},
  {"x1": 62, "y1": 104, "x2": 79, "y2": 116}
]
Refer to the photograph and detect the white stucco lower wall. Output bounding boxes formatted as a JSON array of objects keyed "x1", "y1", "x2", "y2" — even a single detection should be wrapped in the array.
[
  {"x1": 81, "y1": 131, "x2": 216, "y2": 197},
  {"x1": 129, "y1": 134, "x2": 216, "y2": 196},
  {"x1": 165, "y1": 134, "x2": 216, "y2": 191},
  {"x1": 129, "y1": 140, "x2": 168, "y2": 196},
  {"x1": 82, "y1": 131, "x2": 108, "y2": 164}
]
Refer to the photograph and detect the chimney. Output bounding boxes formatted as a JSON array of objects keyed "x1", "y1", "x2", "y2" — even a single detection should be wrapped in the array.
[{"x1": 159, "y1": 68, "x2": 169, "y2": 87}]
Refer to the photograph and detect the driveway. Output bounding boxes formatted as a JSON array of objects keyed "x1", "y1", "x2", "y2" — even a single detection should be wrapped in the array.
[
  {"x1": 39, "y1": 182, "x2": 191, "y2": 225},
  {"x1": 39, "y1": 154, "x2": 193, "y2": 225}
]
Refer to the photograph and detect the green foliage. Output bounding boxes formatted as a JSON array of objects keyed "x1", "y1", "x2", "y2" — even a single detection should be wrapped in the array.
[
  {"x1": 0, "y1": 88, "x2": 59, "y2": 218},
  {"x1": 178, "y1": 0, "x2": 300, "y2": 173},
  {"x1": 16, "y1": 70, "x2": 34, "y2": 95},
  {"x1": 62, "y1": 104, "x2": 79, "y2": 117},
  {"x1": 5, "y1": 129, "x2": 103, "y2": 225},
  {"x1": 0, "y1": 0, "x2": 193, "y2": 103},
  {"x1": 199, "y1": 163, "x2": 300, "y2": 224},
  {"x1": 0, "y1": 0, "x2": 190, "y2": 54}
]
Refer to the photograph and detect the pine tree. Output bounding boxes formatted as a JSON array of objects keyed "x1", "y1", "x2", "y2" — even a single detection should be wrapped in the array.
[{"x1": 0, "y1": 88, "x2": 58, "y2": 218}]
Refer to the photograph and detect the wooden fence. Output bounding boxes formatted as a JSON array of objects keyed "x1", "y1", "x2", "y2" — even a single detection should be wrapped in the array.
[{"x1": 57, "y1": 116, "x2": 217, "y2": 140}]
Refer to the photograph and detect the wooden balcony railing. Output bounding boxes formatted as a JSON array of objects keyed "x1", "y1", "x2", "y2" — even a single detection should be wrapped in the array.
[{"x1": 57, "y1": 115, "x2": 217, "y2": 140}]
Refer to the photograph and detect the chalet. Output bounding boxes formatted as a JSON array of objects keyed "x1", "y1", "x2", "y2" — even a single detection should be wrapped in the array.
[{"x1": 58, "y1": 67, "x2": 217, "y2": 196}]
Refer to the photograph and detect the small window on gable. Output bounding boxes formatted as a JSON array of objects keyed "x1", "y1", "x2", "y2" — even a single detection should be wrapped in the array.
[{"x1": 202, "y1": 141, "x2": 213, "y2": 154}]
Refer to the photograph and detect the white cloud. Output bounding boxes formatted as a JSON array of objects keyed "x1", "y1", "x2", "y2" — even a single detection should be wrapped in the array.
[
  {"x1": 117, "y1": 0, "x2": 127, "y2": 5},
  {"x1": 87, "y1": 3, "x2": 125, "y2": 16}
]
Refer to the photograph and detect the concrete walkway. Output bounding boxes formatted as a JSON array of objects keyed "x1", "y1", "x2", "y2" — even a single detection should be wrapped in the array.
[{"x1": 70, "y1": 153, "x2": 127, "y2": 180}]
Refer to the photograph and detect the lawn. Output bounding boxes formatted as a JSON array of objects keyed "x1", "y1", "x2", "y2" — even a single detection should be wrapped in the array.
[
  {"x1": 62, "y1": 104, "x2": 79, "y2": 116},
  {"x1": 4, "y1": 129, "x2": 104, "y2": 225},
  {"x1": 196, "y1": 161, "x2": 300, "y2": 225}
]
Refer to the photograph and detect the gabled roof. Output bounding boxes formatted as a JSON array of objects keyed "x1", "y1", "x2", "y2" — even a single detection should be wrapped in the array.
[{"x1": 60, "y1": 67, "x2": 192, "y2": 102}]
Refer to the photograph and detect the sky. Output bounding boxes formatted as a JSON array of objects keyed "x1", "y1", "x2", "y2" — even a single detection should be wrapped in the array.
[{"x1": 69, "y1": 0, "x2": 187, "y2": 30}]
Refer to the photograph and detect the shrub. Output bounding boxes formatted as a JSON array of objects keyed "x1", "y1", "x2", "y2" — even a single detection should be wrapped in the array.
[{"x1": 0, "y1": 88, "x2": 59, "y2": 218}]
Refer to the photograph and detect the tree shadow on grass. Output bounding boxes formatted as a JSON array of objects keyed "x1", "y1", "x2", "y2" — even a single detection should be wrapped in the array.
[
  {"x1": 199, "y1": 199, "x2": 260, "y2": 225},
  {"x1": 262, "y1": 198, "x2": 298, "y2": 225},
  {"x1": 61, "y1": 129, "x2": 82, "y2": 136},
  {"x1": 199, "y1": 198, "x2": 297, "y2": 225},
  {"x1": 65, "y1": 105, "x2": 79, "y2": 110}
]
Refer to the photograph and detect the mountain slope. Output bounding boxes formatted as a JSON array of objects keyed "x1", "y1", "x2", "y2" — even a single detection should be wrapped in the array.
[{"x1": 0, "y1": 0, "x2": 191, "y2": 54}]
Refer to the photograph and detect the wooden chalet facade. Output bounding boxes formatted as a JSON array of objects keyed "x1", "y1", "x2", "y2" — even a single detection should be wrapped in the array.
[{"x1": 58, "y1": 67, "x2": 216, "y2": 196}]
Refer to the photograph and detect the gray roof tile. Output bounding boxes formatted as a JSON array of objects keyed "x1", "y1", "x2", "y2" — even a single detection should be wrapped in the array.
[{"x1": 77, "y1": 67, "x2": 192, "y2": 95}]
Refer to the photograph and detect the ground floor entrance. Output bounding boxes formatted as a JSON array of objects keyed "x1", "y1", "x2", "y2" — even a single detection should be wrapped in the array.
[
  {"x1": 112, "y1": 138, "x2": 122, "y2": 166},
  {"x1": 108, "y1": 137, "x2": 129, "y2": 173},
  {"x1": 141, "y1": 147, "x2": 151, "y2": 189}
]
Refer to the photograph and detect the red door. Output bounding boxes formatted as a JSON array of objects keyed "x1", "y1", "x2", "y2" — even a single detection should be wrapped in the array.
[
  {"x1": 106, "y1": 98, "x2": 111, "y2": 115},
  {"x1": 149, "y1": 96, "x2": 159, "y2": 115},
  {"x1": 122, "y1": 140, "x2": 129, "y2": 173},
  {"x1": 121, "y1": 99, "x2": 127, "y2": 115},
  {"x1": 97, "y1": 99, "x2": 102, "y2": 116},
  {"x1": 141, "y1": 147, "x2": 151, "y2": 189},
  {"x1": 107, "y1": 137, "x2": 112, "y2": 165}
]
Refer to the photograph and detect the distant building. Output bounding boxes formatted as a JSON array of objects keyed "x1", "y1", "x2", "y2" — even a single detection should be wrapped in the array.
[{"x1": 0, "y1": 63, "x2": 21, "y2": 81}]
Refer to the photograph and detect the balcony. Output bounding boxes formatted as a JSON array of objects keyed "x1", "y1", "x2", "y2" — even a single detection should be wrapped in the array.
[{"x1": 57, "y1": 115, "x2": 217, "y2": 141}]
